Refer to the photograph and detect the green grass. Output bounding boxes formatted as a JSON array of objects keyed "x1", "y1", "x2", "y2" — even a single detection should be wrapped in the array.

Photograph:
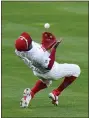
[{"x1": 2, "y1": 1, "x2": 88, "y2": 118}]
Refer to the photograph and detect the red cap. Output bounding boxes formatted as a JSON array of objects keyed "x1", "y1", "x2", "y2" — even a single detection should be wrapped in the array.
[
  {"x1": 41, "y1": 32, "x2": 56, "y2": 50},
  {"x1": 15, "y1": 32, "x2": 32, "y2": 51}
]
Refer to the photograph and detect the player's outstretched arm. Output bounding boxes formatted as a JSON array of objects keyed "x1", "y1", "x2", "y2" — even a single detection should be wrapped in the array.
[
  {"x1": 52, "y1": 38, "x2": 62, "y2": 49},
  {"x1": 47, "y1": 39, "x2": 62, "y2": 70}
]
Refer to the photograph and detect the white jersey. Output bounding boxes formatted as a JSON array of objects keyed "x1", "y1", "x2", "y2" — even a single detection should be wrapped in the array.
[
  {"x1": 15, "y1": 41, "x2": 51, "y2": 74},
  {"x1": 15, "y1": 41, "x2": 81, "y2": 80}
]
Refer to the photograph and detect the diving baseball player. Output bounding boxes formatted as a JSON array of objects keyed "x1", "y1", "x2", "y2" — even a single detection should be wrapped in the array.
[{"x1": 15, "y1": 32, "x2": 81, "y2": 108}]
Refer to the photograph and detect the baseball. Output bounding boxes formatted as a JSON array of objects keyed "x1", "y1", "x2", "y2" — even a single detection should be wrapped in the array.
[{"x1": 44, "y1": 23, "x2": 50, "y2": 29}]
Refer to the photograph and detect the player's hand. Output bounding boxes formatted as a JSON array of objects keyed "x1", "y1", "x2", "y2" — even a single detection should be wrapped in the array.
[{"x1": 53, "y1": 38, "x2": 62, "y2": 49}]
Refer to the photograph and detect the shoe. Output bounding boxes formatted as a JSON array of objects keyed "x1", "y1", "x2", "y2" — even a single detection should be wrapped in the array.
[
  {"x1": 20, "y1": 88, "x2": 32, "y2": 108},
  {"x1": 49, "y1": 92, "x2": 59, "y2": 106},
  {"x1": 23, "y1": 88, "x2": 31, "y2": 96}
]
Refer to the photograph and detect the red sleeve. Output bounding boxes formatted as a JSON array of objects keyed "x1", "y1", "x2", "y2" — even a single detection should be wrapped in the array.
[{"x1": 47, "y1": 48, "x2": 56, "y2": 70}]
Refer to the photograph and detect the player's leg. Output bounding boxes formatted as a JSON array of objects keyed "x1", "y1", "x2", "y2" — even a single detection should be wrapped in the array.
[
  {"x1": 20, "y1": 79, "x2": 52, "y2": 107},
  {"x1": 49, "y1": 64, "x2": 81, "y2": 105},
  {"x1": 51, "y1": 76, "x2": 76, "y2": 96},
  {"x1": 31, "y1": 79, "x2": 52, "y2": 97}
]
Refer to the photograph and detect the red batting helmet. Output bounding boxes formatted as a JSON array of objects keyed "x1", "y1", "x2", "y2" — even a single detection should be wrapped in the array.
[
  {"x1": 15, "y1": 32, "x2": 32, "y2": 51},
  {"x1": 41, "y1": 32, "x2": 57, "y2": 50}
]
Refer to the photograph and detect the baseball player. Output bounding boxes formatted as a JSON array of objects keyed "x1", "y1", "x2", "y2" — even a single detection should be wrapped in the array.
[{"x1": 15, "y1": 32, "x2": 81, "y2": 108}]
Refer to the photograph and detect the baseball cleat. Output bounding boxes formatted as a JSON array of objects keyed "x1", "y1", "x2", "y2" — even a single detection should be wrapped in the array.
[
  {"x1": 49, "y1": 93, "x2": 59, "y2": 106},
  {"x1": 20, "y1": 88, "x2": 32, "y2": 108},
  {"x1": 23, "y1": 88, "x2": 31, "y2": 96}
]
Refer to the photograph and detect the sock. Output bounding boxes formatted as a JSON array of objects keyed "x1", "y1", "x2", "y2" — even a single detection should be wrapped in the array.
[
  {"x1": 52, "y1": 76, "x2": 76, "y2": 96},
  {"x1": 31, "y1": 80, "x2": 47, "y2": 97}
]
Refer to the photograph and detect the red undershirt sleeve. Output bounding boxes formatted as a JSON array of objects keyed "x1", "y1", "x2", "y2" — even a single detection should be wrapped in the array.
[{"x1": 47, "y1": 48, "x2": 56, "y2": 70}]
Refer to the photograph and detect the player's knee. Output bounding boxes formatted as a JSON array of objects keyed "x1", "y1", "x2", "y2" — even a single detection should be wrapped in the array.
[
  {"x1": 41, "y1": 79, "x2": 52, "y2": 87},
  {"x1": 74, "y1": 64, "x2": 81, "y2": 77},
  {"x1": 47, "y1": 80, "x2": 52, "y2": 87}
]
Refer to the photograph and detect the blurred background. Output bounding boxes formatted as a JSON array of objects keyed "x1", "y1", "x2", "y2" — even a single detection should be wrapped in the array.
[{"x1": 2, "y1": 1, "x2": 88, "y2": 117}]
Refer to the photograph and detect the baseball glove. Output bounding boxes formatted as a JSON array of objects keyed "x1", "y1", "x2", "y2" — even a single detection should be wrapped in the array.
[{"x1": 41, "y1": 32, "x2": 57, "y2": 50}]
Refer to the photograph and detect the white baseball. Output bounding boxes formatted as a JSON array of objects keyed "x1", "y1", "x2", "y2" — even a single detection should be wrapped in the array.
[{"x1": 44, "y1": 23, "x2": 50, "y2": 29}]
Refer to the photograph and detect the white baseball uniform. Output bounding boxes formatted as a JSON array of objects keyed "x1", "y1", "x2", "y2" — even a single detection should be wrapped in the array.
[{"x1": 15, "y1": 41, "x2": 81, "y2": 81}]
